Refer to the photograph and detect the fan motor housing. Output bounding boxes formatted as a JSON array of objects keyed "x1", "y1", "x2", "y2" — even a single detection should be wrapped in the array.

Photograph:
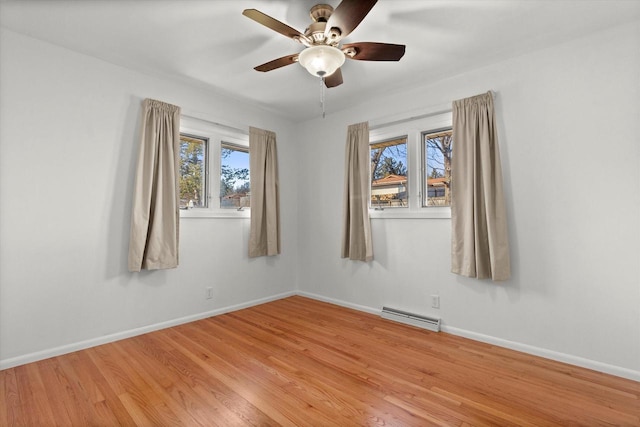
[
  {"x1": 242, "y1": 0, "x2": 405, "y2": 88},
  {"x1": 309, "y1": 4, "x2": 333, "y2": 22},
  {"x1": 306, "y1": 21, "x2": 327, "y2": 43}
]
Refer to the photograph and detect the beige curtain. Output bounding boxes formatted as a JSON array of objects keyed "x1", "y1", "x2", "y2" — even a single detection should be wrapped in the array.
[
  {"x1": 341, "y1": 122, "x2": 373, "y2": 262},
  {"x1": 128, "y1": 99, "x2": 181, "y2": 272},
  {"x1": 451, "y1": 92, "x2": 510, "y2": 281},
  {"x1": 248, "y1": 127, "x2": 280, "y2": 257}
]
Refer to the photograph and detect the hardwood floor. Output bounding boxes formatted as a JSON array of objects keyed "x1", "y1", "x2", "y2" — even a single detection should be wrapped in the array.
[{"x1": 1, "y1": 296, "x2": 639, "y2": 426}]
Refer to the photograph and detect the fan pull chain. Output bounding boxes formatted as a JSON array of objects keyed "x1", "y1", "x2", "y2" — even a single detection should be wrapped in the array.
[{"x1": 320, "y1": 76, "x2": 326, "y2": 119}]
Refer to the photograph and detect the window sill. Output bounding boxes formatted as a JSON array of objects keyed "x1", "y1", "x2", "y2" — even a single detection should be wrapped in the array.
[
  {"x1": 369, "y1": 208, "x2": 451, "y2": 219},
  {"x1": 180, "y1": 208, "x2": 250, "y2": 219}
]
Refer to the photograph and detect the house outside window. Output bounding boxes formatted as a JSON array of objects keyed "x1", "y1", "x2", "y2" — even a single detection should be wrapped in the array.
[
  {"x1": 220, "y1": 143, "x2": 250, "y2": 209},
  {"x1": 370, "y1": 136, "x2": 408, "y2": 208},
  {"x1": 423, "y1": 129, "x2": 453, "y2": 207},
  {"x1": 368, "y1": 111, "x2": 452, "y2": 219}
]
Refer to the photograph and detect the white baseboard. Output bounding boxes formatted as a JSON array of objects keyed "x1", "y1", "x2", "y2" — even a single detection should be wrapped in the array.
[
  {"x1": 297, "y1": 291, "x2": 640, "y2": 382},
  {"x1": 296, "y1": 291, "x2": 380, "y2": 316},
  {"x1": 3, "y1": 289, "x2": 639, "y2": 382},
  {"x1": 441, "y1": 326, "x2": 640, "y2": 382},
  {"x1": 0, "y1": 291, "x2": 295, "y2": 371}
]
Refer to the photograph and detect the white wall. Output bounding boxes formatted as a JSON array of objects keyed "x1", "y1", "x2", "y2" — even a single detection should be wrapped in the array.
[
  {"x1": 0, "y1": 29, "x2": 298, "y2": 366},
  {"x1": 296, "y1": 21, "x2": 640, "y2": 379},
  {"x1": 2, "y1": 20, "x2": 639, "y2": 381}
]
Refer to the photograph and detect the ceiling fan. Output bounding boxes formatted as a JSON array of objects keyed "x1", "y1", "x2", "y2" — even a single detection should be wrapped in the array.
[{"x1": 242, "y1": 0, "x2": 405, "y2": 88}]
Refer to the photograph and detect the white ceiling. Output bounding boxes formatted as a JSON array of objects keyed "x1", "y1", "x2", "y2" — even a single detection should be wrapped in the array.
[{"x1": 2, "y1": 0, "x2": 639, "y2": 121}]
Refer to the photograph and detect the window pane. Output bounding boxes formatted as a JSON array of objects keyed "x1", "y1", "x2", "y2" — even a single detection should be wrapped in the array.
[
  {"x1": 179, "y1": 135, "x2": 207, "y2": 209},
  {"x1": 423, "y1": 129, "x2": 452, "y2": 206},
  {"x1": 220, "y1": 143, "x2": 250, "y2": 209},
  {"x1": 370, "y1": 137, "x2": 408, "y2": 208}
]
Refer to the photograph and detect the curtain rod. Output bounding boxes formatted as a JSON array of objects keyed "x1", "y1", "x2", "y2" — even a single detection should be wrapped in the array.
[{"x1": 181, "y1": 111, "x2": 249, "y2": 135}]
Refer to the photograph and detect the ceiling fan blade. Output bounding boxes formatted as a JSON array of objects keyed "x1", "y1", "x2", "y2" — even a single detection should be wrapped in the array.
[
  {"x1": 324, "y1": 68, "x2": 343, "y2": 88},
  {"x1": 243, "y1": 9, "x2": 305, "y2": 41},
  {"x1": 254, "y1": 54, "x2": 299, "y2": 72},
  {"x1": 324, "y1": 0, "x2": 378, "y2": 40},
  {"x1": 343, "y1": 42, "x2": 406, "y2": 61}
]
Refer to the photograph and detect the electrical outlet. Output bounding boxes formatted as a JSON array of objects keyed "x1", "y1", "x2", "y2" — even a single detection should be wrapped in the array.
[
  {"x1": 206, "y1": 287, "x2": 213, "y2": 299},
  {"x1": 431, "y1": 295, "x2": 440, "y2": 309}
]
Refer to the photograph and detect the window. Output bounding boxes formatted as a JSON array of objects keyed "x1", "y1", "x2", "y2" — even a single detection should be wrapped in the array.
[
  {"x1": 179, "y1": 116, "x2": 249, "y2": 217},
  {"x1": 423, "y1": 129, "x2": 453, "y2": 207},
  {"x1": 368, "y1": 111, "x2": 452, "y2": 219},
  {"x1": 220, "y1": 143, "x2": 250, "y2": 209},
  {"x1": 179, "y1": 134, "x2": 208, "y2": 209},
  {"x1": 370, "y1": 136, "x2": 408, "y2": 209}
]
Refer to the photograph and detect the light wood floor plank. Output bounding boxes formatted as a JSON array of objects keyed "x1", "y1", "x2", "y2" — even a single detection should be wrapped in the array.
[
  {"x1": 115, "y1": 337, "x2": 220, "y2": 426},
  {"x1": 1, "y1": 296, "x2": 638, "y2": 426},
  {"x1": 247, "y1": 300, "x2": 554, "y2": 426},
  {"x1": 0, "y1": 369, "x2": 22, "y2": 426},
  {"x1": 217, "y1": 311, "x2": 419, "y2": 425},
  {"x1": 37, "y1": 359, "x2": 79, "y2": 426}
]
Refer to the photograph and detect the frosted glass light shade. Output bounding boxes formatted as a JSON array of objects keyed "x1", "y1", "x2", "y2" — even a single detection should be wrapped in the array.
[{"x1": 298, "y1": 45, "x2": 345, "y2": 77}]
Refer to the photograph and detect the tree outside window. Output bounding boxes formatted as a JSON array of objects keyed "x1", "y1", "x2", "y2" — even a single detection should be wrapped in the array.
[
  {"x1": 423, "y1": 129, "x2": 452, "y2": 206},
  {"x1": 179, "y1": 135, "x2": 207, "y2": 209},
  {"x1": 220, "y1": 144, "x2": 250, "y2": 209},
  {"x1": 370, "y1": 137, "x2": 408, "y2": 208}
]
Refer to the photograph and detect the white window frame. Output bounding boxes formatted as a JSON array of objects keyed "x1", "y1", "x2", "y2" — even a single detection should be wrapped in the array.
[
  {"x1": 179, "y1": 132, "x2": 209, "y2": 209},
  {"x1": 370, "y1": 135, "x2": 409, "y2": 210},
  {"x1": 219, "y1": 141, "x2": 250, "y2": 210},
  {"x1": 368, "y1": 111, "x2": 452, "y2": 219},
  {"x1": 179, "y1": 116, "x2": 250, "y2": 219},
  {"x1": 422, "y1": 127, "x2": 453, "y2": 208}
]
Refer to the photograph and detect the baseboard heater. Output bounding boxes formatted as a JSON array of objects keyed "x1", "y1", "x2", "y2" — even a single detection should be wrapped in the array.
[{"x1": 381, "y1": 306, "x2": 441, "y2": 332}]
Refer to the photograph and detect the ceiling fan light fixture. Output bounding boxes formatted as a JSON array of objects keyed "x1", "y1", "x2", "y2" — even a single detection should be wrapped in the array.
[{"x1": 298, "y1": 45, "x2": 345, "y2": 78}]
